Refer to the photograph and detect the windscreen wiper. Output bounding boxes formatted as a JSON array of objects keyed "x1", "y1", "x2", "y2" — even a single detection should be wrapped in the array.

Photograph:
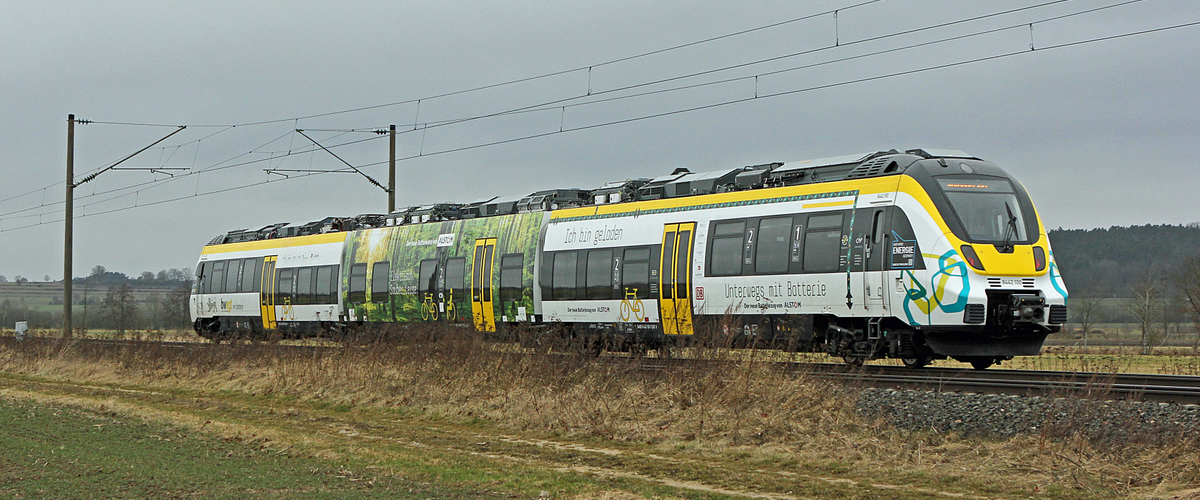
[{"x1": 999, "y1": 202, "x2": 1018, "y2": 253}]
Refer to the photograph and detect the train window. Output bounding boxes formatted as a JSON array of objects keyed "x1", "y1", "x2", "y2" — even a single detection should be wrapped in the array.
[
  {"x1": 742, "y1": 227, "x2": 755, "y2": 266},
  {"x1": 372, "y1": 262, "x2": 390, "y2": 303},
  {"x1": 418, "y1": 259, "x2": 438, "y2": 297},
  {"x1": 277, "y1": 268, "x2": 294, "y2": 303},
  {"x1": 539, "y1": 252, "x2": 553, "y2": 295},
  {"x1": 621, "y1": 247, "x2": 650, "y2": 299},
  {"x1": 196, "y1": 262, "x2": 208, "y2": 294},
  {"x1": 661, "y1": 232, "x2": 676, "y2": 300},
  {"x1": 482, "y1": 246, "x2": 494, "y2": 302},
  {"x1": 225, "y1": 259, "x2": 242, "y2": 295},
  {"x1": 445, "y1": 258, "x2": 465, "y2": 302},
  {"x1": 871, "y1": 210, "x2": 885, "y2": 245},
  {"x1": 790, "y1": 222, "x2": 805, "y2": 265},
  {"x1": 808, "y1": 213, "x2": 843, "y2": 229},
  {"x1": 210, "y1": 261, "x2": 225, "y2": 294},
  {"x1": 676, "y1": 229, "x2": 692, "y2": 298},
  {"x1": 551, "y1": 251, "x2": 578, "y2": 300},
  {"x1": 240, "y1": 258, "x2": 259, "y2": 293},
  {"x1": 251, "y1": 258, "x2": 264, "y2": 292},
  {"x1": 709, "y1": 221, "x2": 745, "y2": 276},
  {"x1": 499, "y1": 254, "x2": 524, "y2": 301},
  {"x1": 755, "y1": 216, "x2": 791, "y2": 274},
  {"x1": 295, "y1": 267, "x2": 313, "y2": 305},
  {"x1": 315, "y1": 266, "x2": 332, "y2": 304},
  {"x1": 348, "y1": 264, "x2": 367, "y2": 303},
  {"x1": 804, "y1": 213, "x2": 844, "y2": 273},
  {"x1": 328, "y1": 265, "x2": 340, "y2": 301},
  {"x1": 585, "y1": 249, "x2": 613, "y2": 300}
]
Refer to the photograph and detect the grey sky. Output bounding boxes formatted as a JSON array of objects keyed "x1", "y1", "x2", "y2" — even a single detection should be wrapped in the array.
[{"x1": 2, "y1": 0, "x2": 1198, "y2": 280}]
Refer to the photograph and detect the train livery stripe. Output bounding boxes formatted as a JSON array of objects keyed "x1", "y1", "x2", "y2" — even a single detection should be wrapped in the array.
[
  {"x1": 802, "y1": 200, "x2": 855, "y2": 209},
  {"x1": 201, "y1": 232, "x2": 348, "y2": 255},
  {"x1": 550, "y1": 191, "x2": 860, "y2": 223}
]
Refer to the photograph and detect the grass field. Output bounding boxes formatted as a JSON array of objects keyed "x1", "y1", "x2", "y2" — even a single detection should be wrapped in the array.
[
  {"x1": 0, "y1": 395, "x2": 449, "y2": 499},
  {"x1": 0, "y1": 330, "x2": 1197, "y2": 499}
]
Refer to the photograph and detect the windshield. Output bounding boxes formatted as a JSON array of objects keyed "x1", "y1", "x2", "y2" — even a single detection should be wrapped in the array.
[{"x1": 936, "y1": 176, "x2": 1029, "y2": 243}]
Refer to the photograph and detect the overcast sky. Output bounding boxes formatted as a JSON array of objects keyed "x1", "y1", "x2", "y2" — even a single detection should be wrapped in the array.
[{"x1": 1, "y1": 0, "x2": 1198, "y2": 281}]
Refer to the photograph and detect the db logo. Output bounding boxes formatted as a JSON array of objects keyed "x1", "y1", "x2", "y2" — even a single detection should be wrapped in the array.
[{"x1": 695, "y1": 286, "x2": 704, "y2": 300}]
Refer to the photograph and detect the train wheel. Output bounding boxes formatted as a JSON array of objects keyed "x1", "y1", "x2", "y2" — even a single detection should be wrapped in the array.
[
  {"x1": 842, "y1": 356, "x2": 864, "y2": 368},
  {"x1": 969, "y1": 359, "x2": 994, "y2": 370},
  {"x1": 901, "y1": 356, "x2": 931, "y2": 369}
]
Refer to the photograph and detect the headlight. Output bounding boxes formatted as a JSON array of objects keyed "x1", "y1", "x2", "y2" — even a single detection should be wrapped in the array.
[{"x1": 960, "y1": 245, "x2": 985, "y2": 271}]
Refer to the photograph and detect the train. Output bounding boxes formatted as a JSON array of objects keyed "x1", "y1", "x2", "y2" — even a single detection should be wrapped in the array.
[{"x1": 190, "y1": 148, "x2": 1068, "y2": 369}]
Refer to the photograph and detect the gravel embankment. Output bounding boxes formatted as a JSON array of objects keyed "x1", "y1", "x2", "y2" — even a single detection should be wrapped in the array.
[{"x1": 857, "y1": 388, "x2": 1200, "y2": 444}]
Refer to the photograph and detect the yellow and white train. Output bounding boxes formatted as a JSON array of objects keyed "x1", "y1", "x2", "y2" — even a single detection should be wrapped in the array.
[{"x1": 192, "y1": 148, "x2": 1068, "y2": 369}]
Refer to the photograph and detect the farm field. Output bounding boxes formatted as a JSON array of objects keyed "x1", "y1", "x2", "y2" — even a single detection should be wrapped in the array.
[
  {"x1": 1, "y1": 331, "x2": 1198, "y2": 499},
  {"x1": 0, "y1": 281, "x2": 183, "y2": 314},
  {"x1": 0, "y1": 395, "x2": 438, "y2": 499}
]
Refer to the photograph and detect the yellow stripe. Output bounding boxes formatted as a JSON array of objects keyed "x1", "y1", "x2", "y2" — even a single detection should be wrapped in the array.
[
  {"x1": 802, "y1": 199, "x2": 855, "y2": 209},
  {"x1": 200, "y1": 232, "x2": 347, "y2": 255}
]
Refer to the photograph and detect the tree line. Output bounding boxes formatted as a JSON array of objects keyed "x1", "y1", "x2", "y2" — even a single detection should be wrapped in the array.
[
  {"x1": 1, "y1": 264, "x2": 194, "y2": 335},
  {"x1": 1053, "y1": 224, "x2": 1200, "y2": 352}
]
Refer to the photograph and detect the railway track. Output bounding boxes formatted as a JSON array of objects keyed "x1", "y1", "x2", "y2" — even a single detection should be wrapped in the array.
[
  {"x1": 800, "y1": 363, "x2": 1200, "y2": 404},
  {"x1": 610, "y1": 358, "x2": 1200, "y2": 404},
  {"x1": 5, "y1": 335, "x2": 1200, "y2": 404}
]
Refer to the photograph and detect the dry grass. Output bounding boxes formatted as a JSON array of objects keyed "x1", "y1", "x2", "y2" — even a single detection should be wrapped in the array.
[{"x1": 1, "y1": 327, "x2": 1198, "y2": 499}]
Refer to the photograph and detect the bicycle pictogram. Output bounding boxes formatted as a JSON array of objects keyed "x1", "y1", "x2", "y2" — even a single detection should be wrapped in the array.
[
  {"x1": 444, "y1": 288, "x2": 457, "y2": 321},
  {"x1": 619, "y1": 288, "x2": 645, "y2": 322},
  {"x1": 421, "y1": 293, "x2": 439, "y2": 321},
  {"x1": 280, "y1": 298, "x2": 295, "y2": 321}
]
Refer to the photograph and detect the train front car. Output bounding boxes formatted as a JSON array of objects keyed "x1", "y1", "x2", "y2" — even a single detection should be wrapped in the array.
[
  {"x1": 541, "y1": 149, "x2": 1065, "y2": 368},
  {"x1": 888, "y1": 152, "x2": 1067, "y2": 369}
]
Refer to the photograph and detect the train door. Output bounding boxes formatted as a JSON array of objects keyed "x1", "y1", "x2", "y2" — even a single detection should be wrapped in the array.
[
  {"x1": 471, "y1": 238, "x2": 497, "y2": 332},
  {"x1": 260, "y1": 256, "x2": 278, "y2": 330},
  {"x1": 659, "y1": 223, "x2": 695, "y2": 336},
  {"x1": 864, "y1": 209, "x2": 887, "y2": 310}
]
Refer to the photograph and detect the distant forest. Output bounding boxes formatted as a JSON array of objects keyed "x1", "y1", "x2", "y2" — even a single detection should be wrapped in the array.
[{"x1": 1049, "y1": 224, "x2": 1200, "y2": 297}]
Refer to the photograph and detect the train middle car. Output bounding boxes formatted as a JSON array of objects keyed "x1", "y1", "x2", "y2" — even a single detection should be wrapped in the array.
[{"x1": 192, "y1": 149, "x2": 1068, "y2": 368}]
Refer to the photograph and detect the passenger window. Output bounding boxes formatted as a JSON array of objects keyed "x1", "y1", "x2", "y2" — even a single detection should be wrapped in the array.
[
  {"x1": 621, "y1": 247, "x2": 651, "y2": 299},
  {"x1": 296, "y1": 267, "x2": 314, "y2": 305},
  {"x1": 348, "y1": 264, "x2": 367, "y2": 303},
  {"x1": 551, "y1": 251, "x2": 578, "y2": 300},
  {"x1": 418, "y1": 259, "x2": 438, "y2": 296},
  {"x1": 315, "y1": 266, "x2": 333, "y2": 304},
  {"x1": 372, "y1": 262, "x2": 390, "y2": 303},
  {"x1": 585, "y1": 250, "x2": 613, "y2": 300},
  {"x1": 709, "y1": 221, "x2": 745, "y2": 276},
  {"x1": 210, "y1": 261, "x2": 225, "y2": 294},
  {"x1": 755, "y1": 217, "x2": 791, "y2": 274},
  {"x1": 224, "y1": 259, "x2": 242, "y2": 295},
  {"x1": 499, "y1": 254, "x2": 524, "y2": 301},
  {"x1": 251, "y1": 259, "x2": 264, "y2": 292},
  {"x1": 804, "y1": 213, "x2": 844, "y2": 273},
  {"x1": 240, "y1": 258, "x2": 259, "y2": 293},
  {"x1": 277, "y1": 268, "x2": 294, "y2": 303},
  {"x1": 445, "y1": 258, "x2": 466, "y2": 302}
]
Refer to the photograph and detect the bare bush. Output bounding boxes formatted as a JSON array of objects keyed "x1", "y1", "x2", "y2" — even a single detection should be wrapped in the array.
[
  {"x1": 1127, "y1": 272, "x2": 1162, "y2": 355},
  {"x1": 1177, "y1": 253, "x2": 1200, "y2": 352}
]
